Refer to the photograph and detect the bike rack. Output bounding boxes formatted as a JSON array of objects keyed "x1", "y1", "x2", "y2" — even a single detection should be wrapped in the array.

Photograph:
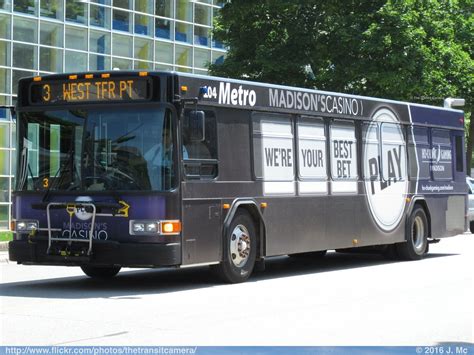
[{"x1": 46, "y1": 202, "x2": 97, "y2": 256}]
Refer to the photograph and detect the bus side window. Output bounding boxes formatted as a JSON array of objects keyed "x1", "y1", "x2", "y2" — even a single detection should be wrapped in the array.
[
  {"x1": 362, "y1": 122, "x2": 379, "y2": 182},
  {"x1": 381, "y1": 123, "x2": 407, "y2": 182},
  {"x1": 408, "y1": 126, "x2": 430, "y2": 180},
  {"x1": 182, "y1": 109, "x2": 218, "y2": 179},
  {"x1": 431, "y1": 129, "x2": 452, "y2": 181}
]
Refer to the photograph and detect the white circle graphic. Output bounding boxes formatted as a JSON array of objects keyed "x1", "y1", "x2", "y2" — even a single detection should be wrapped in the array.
[
  {"x1": 75, "y1": 196, "x2": 93, "y2": 221},
  {"x1": 364, "y1": 108, "x2": 408, "y2": 231}
]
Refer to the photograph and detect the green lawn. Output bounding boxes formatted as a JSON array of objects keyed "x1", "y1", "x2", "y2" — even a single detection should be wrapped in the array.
[{"x1": 0, "y1": 231, "x2": 13, "y2": 242}]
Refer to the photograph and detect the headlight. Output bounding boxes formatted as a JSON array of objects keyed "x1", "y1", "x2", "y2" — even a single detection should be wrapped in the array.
[
  {"x1": 16, "y1": 220, "x2": 39, "y2": 232},
  {"x1": 130, "y1": 220, "x2": 180, "y2": 235},
  {"x1": 130, "y1": 220, "x2": 160, "y2": 235}
]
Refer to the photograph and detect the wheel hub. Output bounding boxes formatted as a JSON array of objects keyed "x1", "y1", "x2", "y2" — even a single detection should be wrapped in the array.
[{"x1": 230, "y1": 224, "x2": 251, "y2": 267}]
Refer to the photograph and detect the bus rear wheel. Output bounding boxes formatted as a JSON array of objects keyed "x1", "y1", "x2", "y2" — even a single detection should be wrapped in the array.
[
  {"x1": 396, "y1": 206, "x2": 428, "y2": 260},
  {"x1": 214, "y1": 210, "x2": 257, "y2": 283},
  {"x1": 81, "y1": 265, "x2": 121, "y2": 279}
]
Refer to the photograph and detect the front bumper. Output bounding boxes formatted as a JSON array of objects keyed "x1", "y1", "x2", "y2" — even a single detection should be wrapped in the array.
[{"x1": 8, "y1": 240, "x2": 181, "y2": 267}]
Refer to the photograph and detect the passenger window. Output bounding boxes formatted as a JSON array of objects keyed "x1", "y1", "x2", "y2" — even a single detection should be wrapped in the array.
[
  {"x1": 182, "y1": 109, "x2": 218, "y2": 179},
  {"x1": 455, "y1": 135, "x2": 464, "y2": 173},
  {"x1": 330, "y1": 120, "x2": 357, "y2": 194},
  {"x1": 362, "y1": 122, "x2": 379, "y2": 181},
  {"x1": 252, "y1": 112, "x2": 295, "y2": 195},
  {"x1": 431, "y1": 129, "x2": 452, "y2": 181},
  {"x1": 297, "y1": 117, "x2": 327, "y2": 194},
  {"x1": 381, "y1": 123, "x2": 406, "y2": 182},
  {"x1": 330, "y1": 120, "x2": 357, "y2": 180},
  {"x1": 408, "y1": 126, "x2": 430, "y2": 180}
]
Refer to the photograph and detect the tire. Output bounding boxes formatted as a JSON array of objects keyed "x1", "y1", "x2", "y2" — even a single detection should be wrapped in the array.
[
  {"x1": 81, "y1": 265, "x2": 121, "y2": 279},
  {"x1": 396, "y1": 206, "x2": 429, "y2": 260},
  {"x1": 470, "y1": 221, "x2": 474, "y2": 234},
  {"x1": 289, "y1": 250, "x2": 327, "y2": 259},
  {"x1": 214, "y1": 210, "x2": 257, "y2": 283}
]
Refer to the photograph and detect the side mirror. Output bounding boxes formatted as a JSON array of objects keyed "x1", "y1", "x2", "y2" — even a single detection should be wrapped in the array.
[{"x1": 186, "y1": 110, "x2": 205, "y2": 142}]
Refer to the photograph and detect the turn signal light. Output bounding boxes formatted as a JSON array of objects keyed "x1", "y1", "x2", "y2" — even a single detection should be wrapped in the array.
[{"x1": 160, "y1": 220, "x2": 181, "y2": 235}]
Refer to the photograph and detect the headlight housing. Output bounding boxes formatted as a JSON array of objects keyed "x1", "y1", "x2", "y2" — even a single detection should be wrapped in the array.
[
  {"x1": 16, "y1": 220, "x2": 39, "y2": 232},
  {"x1": 129, "y1": 220, "x2": 181, "y2": 236}
]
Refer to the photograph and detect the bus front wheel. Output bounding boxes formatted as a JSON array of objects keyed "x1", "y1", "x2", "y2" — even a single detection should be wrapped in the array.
[
  {"x1": 81, "y1": 265, "x2": 121, "y2": 279},
  {"x1": 214, "y1": 210, "x2": 257, "y2": 283},
  {"x1": 396, "y1": 206, "x2": 428, "y2": 260}
]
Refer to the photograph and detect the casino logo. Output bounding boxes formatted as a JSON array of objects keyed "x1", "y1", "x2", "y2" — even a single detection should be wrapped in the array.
[
  {"x1": 364, "y1": 108, "x2": 408, "y2": 231},
  {"x1": 74, "y1": 196, "x2": 93, "y2": 221}
]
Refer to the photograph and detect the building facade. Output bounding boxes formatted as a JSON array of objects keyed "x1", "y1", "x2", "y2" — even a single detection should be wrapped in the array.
[{"x1": 0, "y1": 0, "x2": 227, "y2": 229}]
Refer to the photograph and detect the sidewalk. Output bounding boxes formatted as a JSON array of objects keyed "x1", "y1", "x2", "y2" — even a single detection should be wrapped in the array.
[
  {"x1": 0, "y1": 241, "x2": 8, "y2": 251},
  {"x1": 0, "y1": 241, "x2": 9, "y2": 263}
]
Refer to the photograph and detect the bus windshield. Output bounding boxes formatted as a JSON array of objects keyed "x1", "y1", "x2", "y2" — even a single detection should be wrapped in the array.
[{"x1": 17, "y1": 106, "x2": 176, "y2": 192}]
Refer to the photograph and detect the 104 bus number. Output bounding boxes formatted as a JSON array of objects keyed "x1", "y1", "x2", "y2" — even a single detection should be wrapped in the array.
[{"x1": 202, "y1": 86, "x2": 217, "y2": 99}]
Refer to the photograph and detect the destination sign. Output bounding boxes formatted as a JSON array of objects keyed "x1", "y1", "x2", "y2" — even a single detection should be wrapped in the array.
[{"x1": 30, "y1": 77, "x2": 150, "y2": 104}]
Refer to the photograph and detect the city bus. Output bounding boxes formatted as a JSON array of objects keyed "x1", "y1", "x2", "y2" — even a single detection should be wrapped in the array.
[{"x1": 9, "y1": 71, "x2": 467, "y2": 283}]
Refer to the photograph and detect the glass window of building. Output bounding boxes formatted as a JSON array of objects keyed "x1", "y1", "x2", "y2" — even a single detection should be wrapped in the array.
[
  {"x1": 214, "y1": 0, "x2": 226, "y2": 7},
  {"x1": 135, "y1": 14, "x2": 152, "y2": 36},
  {"x1": 176, "y1": 66, "x2": 192, "y2": 73},
  {"x1": 13, "y1": 42, "x2": 37, "y2": 70},
  {"x1": 90, "y1": 30, "x2": 110, "y2": 54},
  {"x1": 175, "y1": 44, "x2": 192, "y2": 67},
  {"x1": 155, "y1": 41, "x2": 172, "y2": 64},
  {"x1": 89, "y1": 53, "x2": 111, "y2": 70},
  {"x1": 194, "y1": 25, "x2": 209, "y2": 46},
  {"x1": 175, "y1": 22, "x2": 191, "y2": 43},
  {"x1": 65, "y1": 26, "x2": 87, "y2": 51},
  {"x1": 40, "y1": 21, "x2": 63, "y2": 47},
  {"x1": 65, "y1": 0, "x2": 87, "y2": 25},
  {"x1": 135, "y1": 37, "x2": 153, "y2": 61},
  {"x1": 112, "y1": 33, "x2": 132, "y2": 57},
  {"x1": 91, "y1": 0, "x2": 111, "y2": 5},
  {"x1": 194, "y1": 48, "x2": 210, "y2": 69},
  {"x1": 154, "y1": 63, "x2": 172, "y2": 71},
  {"x1": 0, "y1": 176, "x2": 10, "y2": 203},
  {"x1": 212, "y1": 50, "x2": 225, "y2": 65},
  {"x1": 90, "y1": 4, "x2": 111, "y2": 29},
  {"x1": 176, "y1": 0, "x2": 192, "y2": 22},
  {"x1": 0, "y1": 0, "x2": 11, "y2": 11},
  {"x1": 0, "y1": 14, "x2": 11, "y2": 40},
  {"x1": 13, "y1": 0, "x2": 37, "y2": 15},
  {"x1": 135, "y1": 0, "x2": 153, "y2": 14},
  {"x1": 134, "y1": 60, "x2": 152, "y2": 70},
  {"x1": 0, "y1": 149, "x2": 9, "y2": 175},
  {"x1": 13, "y1": 16, "x2": 38, "y2": 43},
  {"x1": 0, "y1": 41, "x2": 11, "y2": 66},
  {"x1": 155, "y1": 18, "x2": 172, "y2": 40},
  {"x1": 112, "y1": 57, "x2": 132, "y2": 69},
  {"x1": 195, "y1": 3, "x2": 211, "y2": 26},
  {"x1": 12, "y1": 69, "x2": 33, "y2": 95},
  {"x1": 40, "y1": 47, "x2": 63, "y2": 72},
  {"x1": 0, "y1": 68, "x2": 10, "y2": 94},
  {"x1": 113, "y1": 9, "x2": 131, "y2": 32},
  {"x1": 156, "y1": 0, "x2": 172, "y2": 18},
  {"x1": 40, "y1": 0, "x2": 63, "y2": 21},
  {"x1": 65, "y1": 50, "x2": 87, "y2": 72},
  {"x1": 114, "y1": 0, "x2": 131, "y2": 10}
]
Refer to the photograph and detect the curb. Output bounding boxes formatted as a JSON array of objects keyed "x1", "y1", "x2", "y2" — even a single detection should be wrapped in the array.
[{"x1": 0, "y1": 241, "x2": 9, "y2": 251}]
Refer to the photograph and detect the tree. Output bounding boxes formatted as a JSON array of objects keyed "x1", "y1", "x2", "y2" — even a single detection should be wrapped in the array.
[{"x1": 210, "y1": 0, "x2": 473, "y2": 170}]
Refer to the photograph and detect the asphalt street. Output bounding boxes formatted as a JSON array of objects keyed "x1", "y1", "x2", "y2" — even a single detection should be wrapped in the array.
[{"x1": 1, "y1": 234, "x2": 473, "y2": 346}]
